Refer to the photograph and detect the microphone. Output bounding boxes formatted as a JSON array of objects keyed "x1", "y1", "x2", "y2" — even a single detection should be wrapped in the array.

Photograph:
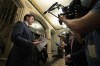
[
  {"x1": 48, "y1": 7, "x2": 57, "y2": 11},
  {"x1": 43, "y1": 8, "x2": 56, "y2": 14},
  {"x1": 48, "y1": 2, "x2": 58, "y2": 11},
  {"x1": 43, "y1": 2, "x2": 58, "y2": 14}
]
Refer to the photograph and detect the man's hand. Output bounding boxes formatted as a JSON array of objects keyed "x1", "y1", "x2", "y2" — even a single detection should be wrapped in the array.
[
  {"x1": 65, "y1": 54, "x2": 71, "y2": 62},
  {"x1": 58, "y1": 15, "x2": 67, "y2": 23},
  {"x1": 65, "y1": 54, "x2": 71, "y2": 59},
  {"x1": 33, "y1": 41, "x2": 42, "y2": 45}
]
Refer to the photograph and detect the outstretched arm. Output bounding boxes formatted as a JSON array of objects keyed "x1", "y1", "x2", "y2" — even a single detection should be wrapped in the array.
[{"x1": 59, "y1": 11, "x2": 100, "y2": 33}]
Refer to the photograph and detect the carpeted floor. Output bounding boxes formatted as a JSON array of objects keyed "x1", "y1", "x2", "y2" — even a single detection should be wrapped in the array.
[{"x1": 51, "y1": 58, "x2": 66, "y2": 66}]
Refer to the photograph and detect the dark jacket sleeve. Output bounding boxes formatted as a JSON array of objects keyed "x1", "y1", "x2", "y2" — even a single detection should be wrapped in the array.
[
  {"x1": 71, "y1": 47, "x2": 85, "y2": 59},
  {"x1": 11, "y1": 21, "x2": 33, "y2": 47}
]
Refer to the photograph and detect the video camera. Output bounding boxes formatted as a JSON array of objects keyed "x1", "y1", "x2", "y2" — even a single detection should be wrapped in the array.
[{"x1": 43, "y1": 0, "x2": 90, "y2": 25}]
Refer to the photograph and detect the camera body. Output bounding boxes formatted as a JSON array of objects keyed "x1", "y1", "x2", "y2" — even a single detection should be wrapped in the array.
[
  {"x1": 44, "y1": 0, "x2": 96, "y2": 25},
  {"x1": 61, "y1": 0, "x2": 90, "y2": 19}
]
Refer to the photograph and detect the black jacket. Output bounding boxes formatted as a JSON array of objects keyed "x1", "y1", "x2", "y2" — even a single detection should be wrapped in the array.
[{"x1": 5, "y1": 21, "x2": 40, "y2": 66}]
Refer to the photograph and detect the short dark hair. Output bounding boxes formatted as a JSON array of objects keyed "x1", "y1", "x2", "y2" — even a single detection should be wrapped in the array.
[{"x1": 24, "y1": 14, "x2": 35, "y2": 21}]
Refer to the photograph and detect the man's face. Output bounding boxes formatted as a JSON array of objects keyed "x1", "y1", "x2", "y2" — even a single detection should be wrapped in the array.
[{"x1": 27, "y1": 16, "x2": 34, "y2": 25}]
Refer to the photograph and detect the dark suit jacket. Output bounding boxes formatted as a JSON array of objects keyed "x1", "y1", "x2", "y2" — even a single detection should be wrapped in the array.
[
  {"x1": 69, "y1": 38, "x2": 88, "y2": 66},
  {"x1": 5, "y1": 21, "x2": 40, "y2": 66}
]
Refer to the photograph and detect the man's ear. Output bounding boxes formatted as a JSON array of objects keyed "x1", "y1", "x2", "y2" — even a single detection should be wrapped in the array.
[{"x1": 26, "y1": 16, "x2": 29, "y2": 20}]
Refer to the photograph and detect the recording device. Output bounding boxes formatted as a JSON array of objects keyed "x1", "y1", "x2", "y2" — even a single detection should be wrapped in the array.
[
  {"x1": 43, "y1": 2, "x2": 64, "y2": 18},
  {"x1": 43, "y1": 0, "x2": 95, "y2": 25},
  {"x1": 43, "y1": 2, "x2": 64, "y2": 25},
  {"x1": 60, "y1": 0, "x2": 90, "y2": 18}
]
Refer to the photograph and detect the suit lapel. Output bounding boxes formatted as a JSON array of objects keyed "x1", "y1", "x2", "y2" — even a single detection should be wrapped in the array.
[{"x1": 23, "y1": 22, "x2": 33, "y2": 40}]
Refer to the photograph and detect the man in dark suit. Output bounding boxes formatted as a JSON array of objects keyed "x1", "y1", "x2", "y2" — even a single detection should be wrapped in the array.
[
  {"x1": 5, "y1": 14, "x2": 42, "y2": 66},
  {"x1": 65, "y1": 32, "x2": 88, "y2": 66}
]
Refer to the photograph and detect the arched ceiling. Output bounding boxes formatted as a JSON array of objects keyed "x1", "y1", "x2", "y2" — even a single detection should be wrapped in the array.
[{"x1": 29, "y1": 0, "x2": 73, "y2": 30}]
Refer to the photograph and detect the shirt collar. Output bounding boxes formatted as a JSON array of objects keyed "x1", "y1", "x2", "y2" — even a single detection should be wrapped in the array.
[{"x1": 24, "y1": 21, "x2": 28, "y2": 26}]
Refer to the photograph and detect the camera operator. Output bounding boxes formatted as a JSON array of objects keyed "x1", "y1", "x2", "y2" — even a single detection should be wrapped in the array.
[{"x1": 58, "y1": 0, "x2": 100, "y2": 66}]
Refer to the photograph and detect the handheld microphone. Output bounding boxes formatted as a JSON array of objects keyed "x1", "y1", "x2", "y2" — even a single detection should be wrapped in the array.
[
  {"x1": 43, "y1": 2, "x2": 58, "y2": 14},
  {"x1": 48, "y1": 2, "x2": 58, "y2": 11}
]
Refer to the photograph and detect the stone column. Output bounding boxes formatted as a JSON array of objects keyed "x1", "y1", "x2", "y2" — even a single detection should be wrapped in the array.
[{"x1": 46, "y1": 28, "x2": 52, "y2": 62}]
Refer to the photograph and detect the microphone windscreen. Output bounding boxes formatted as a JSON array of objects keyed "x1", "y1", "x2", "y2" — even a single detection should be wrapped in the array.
[{"x1": 48, "y1": 2, "x2": 58, "y2": 11}]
